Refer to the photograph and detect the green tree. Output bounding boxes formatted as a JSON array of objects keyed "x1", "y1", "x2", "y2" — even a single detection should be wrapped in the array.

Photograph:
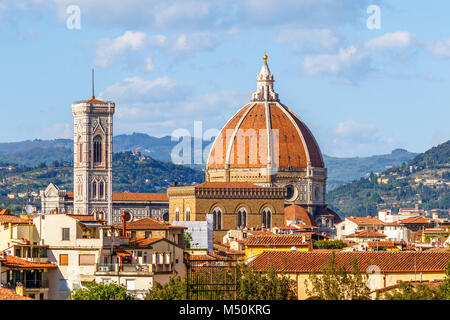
[
  {"x1": 67, "y1": 282, "x2": 134, "y2": 300},
  {"x1": 184, "y1": 232, "x2": 193, "y2": 249},
  {"x1": 305, "y1": 253, "x2": 370, "y2": 300},
  {"x1": 436, "y1": 261, "x2": 450, "y2": 300},
  {"x1": 313, "y1": 240, "x2": 347, "y2": 249},
  {"x1": 145, "y1": 264, "x2": 297, "y2": 300},
  {"x1": 381, "y1": 282, "x2": 437, "y2": 300},
  {"x1": 237, "y1": 265, "x2": 297, "y2": 300},
  {"x1": 145, "y1": 277, "x2": 187, "y2": 300}
]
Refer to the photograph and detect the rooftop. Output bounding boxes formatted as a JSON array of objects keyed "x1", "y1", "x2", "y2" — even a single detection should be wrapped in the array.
[
  {"x1": 244, "y1": 234, "x2": 310, "y2": 246},
  {"x1": 0, "y1": 255, "x2": 57, "y2": 269},
  {"x1": 0, "y1": 287, "x2": 33, "y2": 300},
  {"x1": 249, "y1": 251, "x2": 450, "y2": 273}
]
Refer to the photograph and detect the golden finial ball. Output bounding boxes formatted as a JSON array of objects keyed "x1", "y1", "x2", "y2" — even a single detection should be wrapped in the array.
[{"x1": 263, "y1": 53, "x2": 268, "y2": 62}]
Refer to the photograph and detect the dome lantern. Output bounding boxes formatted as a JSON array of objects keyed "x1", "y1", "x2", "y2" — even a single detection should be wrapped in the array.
[{"x1": 251, "y1": 53, "x2": 279, "y2": 102}]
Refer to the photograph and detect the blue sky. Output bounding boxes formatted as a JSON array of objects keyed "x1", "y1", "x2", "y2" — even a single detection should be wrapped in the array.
[{"x1": 0, "y1": 0, "x2": 449, "y2": 157}]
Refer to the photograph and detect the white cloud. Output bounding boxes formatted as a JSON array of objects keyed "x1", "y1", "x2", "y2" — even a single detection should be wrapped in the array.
[
  {"x1": 427, "y1": 38, "x2": 450, "y2": 58},
  {"x1": 365, "y1": 31, "x2": 417, "y2": 50},
  {"x1": 102, "y1": 74, "x2": 247, "y2": 137},
  {"x1": 300, "y1": 31, "x2": 424, "y2": 82},
  {"x1": 40, "y1": 122, "x2": 73, "y2": 139},
  {"x1": 95, "y1": 31, "x2": 166, "y2": 68},
  {"x1": 324, "y1": 120, "x2": 397, "y2": 157},
  {"x1": 302, "y1": 46, "x2": 371, "y2": 81},
  {"x1": 144, "y1": 57, "x2": 154, "y2": 72},
  {"x1": 334, "y1": 120, "x2": 377, "y2": 140},
  {"x1": 172, "y1": 32, "x2": 217, "y2": 53},
  {"x1": 100, "y1": 76, "x2": 187, "y2": 103},
  {"x1": 275, "y1": 28, "x2": 341, "y2": 53}
]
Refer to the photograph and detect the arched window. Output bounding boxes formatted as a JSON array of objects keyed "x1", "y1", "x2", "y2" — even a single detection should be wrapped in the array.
[
  {"x1": 175, "y1": 208, "x2": 179, "y2": 221},
  {"x1": 92, "y1": 181, "x2": 97, "y2": 198},
  {"x1": 93, "y1": 135, "x2": 102, "y2": 163},
  {"x1": 99, "y1": 181, "x2": 104, "y2": 198},
  {"x1": 185, "y1": 208, "x2": 191, "y2": 221},
  {"x1": 262, "y1": 208, "x2": 272, "y2": 228},
  {"x1": 212, "y1": 207, "x2": 222, "y2": 230},
  {"x1": 237, "y1": 208, "x2": 247, "y2": 229}
]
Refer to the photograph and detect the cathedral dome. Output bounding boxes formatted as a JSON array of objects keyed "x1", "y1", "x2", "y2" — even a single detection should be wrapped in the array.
[{"x1": 207, "y1": 56, "x2": 324, "y2": 172}]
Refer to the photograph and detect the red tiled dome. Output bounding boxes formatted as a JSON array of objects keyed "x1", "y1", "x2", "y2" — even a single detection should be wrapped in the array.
[
  {"x1": 284, "y1": 204, "x2": 315, "y2": 227},
  {"x1": 207, "y1": 102, "x2": 324, "y2": 170}
]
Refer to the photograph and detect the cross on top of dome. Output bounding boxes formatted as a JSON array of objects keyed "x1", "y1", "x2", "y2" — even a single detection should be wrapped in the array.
[{"x1": 251, "y1": 53, "x2": 279, "y2": 102}]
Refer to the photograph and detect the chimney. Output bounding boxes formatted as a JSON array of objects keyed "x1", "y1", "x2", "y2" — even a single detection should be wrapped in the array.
[
  {"x1": 15, "y1": 283, "x2": 24, "y2": 296},
  {"x1": 121, "y1": 211, "x2": 127, "y2": 237}
]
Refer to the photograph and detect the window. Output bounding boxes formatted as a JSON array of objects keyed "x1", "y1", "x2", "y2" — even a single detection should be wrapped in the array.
[
  {"x1": 59, "y1": 254, "x2": 69, "y2": 266},
  {"x1": 126, "y1": 280, "x2": 135, "y2": 291},
  {"x1": 237, "y1": 208, "x2": 247, "y2": 229},
  {"x1": 79, "y1": 254, "x2": 95, "y2": 266},
  {"x1": 62, "y1": 228, "x2": 70, "y2": 241},
  {"x1": 131, "y1": 231, "x2": 136, "y2": 238},
  {"x1": 92, "y1": 181, "x2": 97, "y2": 198},
  {"x1": 175, "y1": 208, "x2": 179, "y2": 221},
  {"x1": 93, "y1": 135, "x2": 102, "y2": 163},
  {"x1": 212, "y1": 207, "x2": 222, "y2": 230},
  {"x1": 262, "y1": 208, "x2": 272, "y2": 228},
  {"x1": 186, "y1": 208, "x2": 191, "y2": 221},
  {"x1": 99, "y1": 181, "x2": 104, "y2": 198},
  {"x1": 145, "y1": 231, "x2": 152, "y2": 238}
]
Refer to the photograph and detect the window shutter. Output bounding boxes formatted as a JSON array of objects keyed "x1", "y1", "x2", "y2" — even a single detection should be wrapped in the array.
[
  {"x1": 79, "y1": 254, "x2": 96, "y2": 266},
  {"x1": 60, "y1": 254, "x2": 69, "y2": 266}
]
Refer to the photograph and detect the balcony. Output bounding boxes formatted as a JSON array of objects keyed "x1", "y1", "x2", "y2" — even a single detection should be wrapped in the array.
[
  {"x1": 2, "y1": 280, "x2": 49, "y2": 290},
  {"x1": 95, "y1": 263, "x2": 172, "y2": 275}
]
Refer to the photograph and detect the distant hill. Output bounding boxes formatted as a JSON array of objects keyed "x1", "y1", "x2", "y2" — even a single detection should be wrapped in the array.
[
  {"x1": 324, "y1": 148, "x2": 417, "y2": 190},
  {"x1": 327, "y1": 140, "x2": 450, "y2": 217},
  {"x1": 0, "y1": 133, "x2": 417, "y2": 189},
  {"x1": 0, "y1": 151, "x2": 204, "y2": 214}
]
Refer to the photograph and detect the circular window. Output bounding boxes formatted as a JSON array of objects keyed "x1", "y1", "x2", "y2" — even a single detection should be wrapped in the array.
[
  {"x1": 162, "y1": 212, "x2": 169, "y2": 221},
  {"x1": 122, "y1": 211, "x2": 133, "y2": 222},
  {"x1": 285, "y1": 185, "x2": 298, "y2": 201}
]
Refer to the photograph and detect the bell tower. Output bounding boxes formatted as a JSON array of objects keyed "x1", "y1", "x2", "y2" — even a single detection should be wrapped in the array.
[{"x1": 72, "y1": 71, "x2": 115, "y2": 224}]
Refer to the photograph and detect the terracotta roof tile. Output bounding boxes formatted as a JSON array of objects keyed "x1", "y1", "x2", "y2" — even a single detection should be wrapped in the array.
[
  {"x1": 284, "y1": 205, "x2": 314, "y2": 227},
  {"x1": 0, "y1": 215, "x2": 30, "y2": 224},
  {"x1": 207, "y1": 102, "x2": 324, "y2": 170},
  {"x1": 122, "y1": 217, "x2": 186, "y2": 230},
  {"x1": 0, "y1": 288, "x2": 33, "y2": 300},
  {"x1": 128, "y1": 237, "x2": 162, "y2": 247},
  {"x1": 344, "y1": 216, "x2": 385, "y2": 226},
  {"x1": 367, "y1": 241, "x2": 401, "y2": 248},
  {"x1": 346, "y1": 230, "x2": 387, "y2": 238},
  {"x1": 401, "y1": 216, "x2": 433, "y2": 224},
  {"x1": 82, "y1": 97, "x2": 108, "y2": 104},
  {"x1": 67, "y1": 215, "x2": 101, "y2": 222},
  {"x1": 1, "y1": 255, "x2": 58, "y2": 268},
  {"x1": 249, "y1": 251, "x2": 450, "y2": 273}
]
